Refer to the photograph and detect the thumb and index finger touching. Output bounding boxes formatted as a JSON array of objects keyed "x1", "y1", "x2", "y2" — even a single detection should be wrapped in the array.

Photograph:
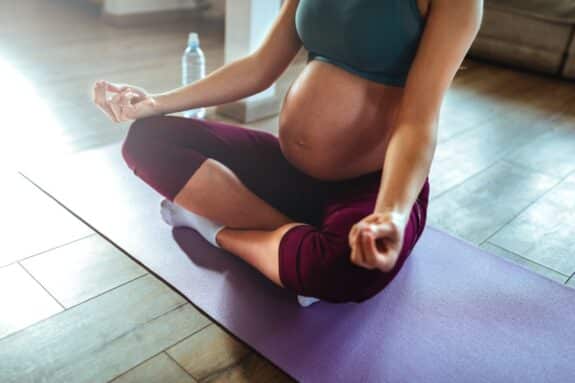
[
  {"x1": 99, "y1": 80, "x2": 130, "y2": 93},
  {"x1": 92, "y1": 80, "x2": 143, "y2": 122},
  {"x1": 93, "y1": 80, "x2": 140, "y2": 101}
]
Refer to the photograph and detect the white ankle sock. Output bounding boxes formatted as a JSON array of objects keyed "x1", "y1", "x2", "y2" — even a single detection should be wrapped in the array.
[
  {"x1": 160, "y1": 199, "x2": 225, "y2": 248},
  {"x1": 297, "y1": 295, "x2": 320, "y2": 307}
]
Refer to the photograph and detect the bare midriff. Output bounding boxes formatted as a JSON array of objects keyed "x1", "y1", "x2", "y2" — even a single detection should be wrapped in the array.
[{"x1": 278, "y1": 59, "x2": 405, "y2": 180}]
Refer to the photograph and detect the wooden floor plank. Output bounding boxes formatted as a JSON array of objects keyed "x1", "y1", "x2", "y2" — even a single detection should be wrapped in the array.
[
  {"x1": 167, "y1": 324, "x2": 250, "y2": 381},
  {"x1": 0, "y1": 172, "x2": 93, "y2": 267},
  {"x1": 202, "y1": 353, "x2": 295, "y2": 383},
  {"x1": 0, "y1": 264, "x2": 62, "y2": 340},
  {"x1": 480, "y1": 242, "x2": 569, "y2": 284},
  {"x1": 110, "y1": 353, "x2": 197, "y2": 383},
  {"x1": 429, "y1": 113, "x2": 551, "y2": 198},
  {"x1": 505, "y1": 119, "x2": 575, "y2": 178},
  {"x1": 21, "y1": 234, "x2": 147, "y2": 308},
  {"x1": 489, "y1": 174, "x2": 575, "y2": 276},
  {"x1": 428, "y1": 161, "x2": 558, "y2": 245},
  {"x1": 0, "y1": 275, "x2": 210, "y2": 383}
]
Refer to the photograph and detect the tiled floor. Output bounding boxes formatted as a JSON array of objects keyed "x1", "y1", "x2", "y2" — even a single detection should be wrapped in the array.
[{"x1": 1, "y1": 0, "x2": 574, "y2": 382}]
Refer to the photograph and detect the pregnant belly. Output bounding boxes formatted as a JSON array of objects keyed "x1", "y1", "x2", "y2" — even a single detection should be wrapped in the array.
[{"x1": 278, "y1": 60, "x2": 404, "y2": 180}]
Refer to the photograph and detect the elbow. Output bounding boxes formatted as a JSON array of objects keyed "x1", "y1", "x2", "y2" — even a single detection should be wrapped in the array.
[
  {"x1": 253, "y1": 77, "x2": 274, "y2": 94},
  {"x1": 396, "y1": 122, "x2": 438, "y2": 153},
  {"x1": 425, "y1": 132, "x2": 438, "y2": 154},
  {"x1": 417, "y1": 129, "x2": 437, "y2": 149},
  {"x1": 415, "y1": 120, "x2": 439, "y2": 155},
  {"x1": 254, "y1": 69, "x2": 282, "y2": 94},
  {"x1": 421, "y1": 133, "x2": 437, "y2": 166}
]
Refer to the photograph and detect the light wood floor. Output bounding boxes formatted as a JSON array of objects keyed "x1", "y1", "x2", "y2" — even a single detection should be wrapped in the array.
[{"x1": 1, "y1": 0, "x2": 574, "y2": 382}]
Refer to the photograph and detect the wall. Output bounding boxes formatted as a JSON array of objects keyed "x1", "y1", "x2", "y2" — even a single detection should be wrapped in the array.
[
  {"x1": 103, "y1": 0, "x2": 198, "y2": 15},
  {"x1": 103, "y1": 0, "x2": 223, "y2": 16}
]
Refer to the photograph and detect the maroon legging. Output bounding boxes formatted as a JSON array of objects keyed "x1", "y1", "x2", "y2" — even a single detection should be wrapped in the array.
[{"x1": 121, "y1": 115, "x2": 430, "y2": 303}]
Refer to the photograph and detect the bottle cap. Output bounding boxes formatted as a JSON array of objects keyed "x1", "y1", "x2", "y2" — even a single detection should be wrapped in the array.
[{"x1": 188, "y1": 32, "x2": 199, "y2": 47}]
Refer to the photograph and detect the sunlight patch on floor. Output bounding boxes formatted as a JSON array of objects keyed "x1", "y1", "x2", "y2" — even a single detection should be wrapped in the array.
[{"x1": 0, "y1": 56, "x2": 72, "y2": 173}]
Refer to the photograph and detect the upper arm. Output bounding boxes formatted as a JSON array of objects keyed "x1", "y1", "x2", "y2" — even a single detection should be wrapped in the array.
[
  {"x1": 251, "y1": 0, "x2": 303, "y2": 87},
  {"x1": 398, "y1": 0, "x2": 483, "y2": 138}
]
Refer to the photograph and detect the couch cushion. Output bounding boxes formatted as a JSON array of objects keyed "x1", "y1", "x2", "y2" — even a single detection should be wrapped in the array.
[
  {"x1": 469, "y1": 6, "x2": 573, "y2": 74},
  {"x1": 471, "y1": 2, "x2": 575, "y2": 77},
  {"x1": 564, "y1": 39, "x2": 575, "y2": 79},
  {"x1": 470, "y1": 37, "x2": 565, "y2": 74},
  {"x1": 487, "y1": 0, "x2": 575, "y2": 24},
  {"x1": 478, "y1": 7, "x2": 573, "y2": 52}
]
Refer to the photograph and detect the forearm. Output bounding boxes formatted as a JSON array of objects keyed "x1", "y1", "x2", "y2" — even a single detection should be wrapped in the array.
[
  {"x1": 154, "y1": 54, "x2": 270, "y2": 115},
  {"x1": 375, "y1": 123, "x2": 437, "y2": 221}
]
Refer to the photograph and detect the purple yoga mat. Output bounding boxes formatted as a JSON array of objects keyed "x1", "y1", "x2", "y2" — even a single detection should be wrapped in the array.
[{"x1": 21, "y1": 142, "x2": 575, "y2": 383}]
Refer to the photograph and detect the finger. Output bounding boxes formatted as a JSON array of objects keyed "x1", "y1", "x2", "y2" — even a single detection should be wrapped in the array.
[
  {"x1": 369, "y1": 223, "x2": 395, "y2": 254},
  {"x1": 118, "y1": 92, "x2": 138, "y2": 120},
  {"x1": 127, "y1": 85, "x2": 147, "y2": 98},
  {"x1": 360, "y1": 230, "x2": 377, "y2": 269},
  {"x1": 370, "y1": 222, "x2": 394, "y2": 240},
  {"x1": 351, "y1": 245, "x2": 368, "y2": 269},
  {"x1": 120, "y1": 105, "x2": 138, "y2": 121},
  {"x1": 363, "y1": 229, "x2": 381, "y2": 265},
  {"x1": 374, "y1": 220, "x2": 394, "y2": 233},
  {"x1": 114, "y1": 83, "x2": 145, "y2": 97},
  {"x1": 104, "y1": 81, "x2": 130, "y2": 94},
  {"x1": 93, "y1": 81, "x2": 119, "y2": 122},
  {"x1": 91, "y1": 80, "x2": 102, "y2": 103},
  {"x1": 93, "y1": 81, "x2": 108, "y2": 105},
  {"x1": 364, "y1": 223, "x2": 393, "y2": 255},
  {"x1": 354, "y1": 230, "x2": 371, "y2": 269},
  {"x1": 109, "y1": 93, "x2": 124, "y2": 122},
  {"x1": 350, "y1": 242, "x2": 359, "y2": 266},
  {"x1": 352, "y1": 221, "x2": 368, "y2": 240},
  {"x1": 349, "y1": 224, "x2": 360, "y2": 245},
  {"x1": 350, "y1": 231, "x2": 361, "y2": 266},
  {"x1": 349, "y1": 220, "x2": 367, "y2": 245},
  {"x1": 119, "y1": 91, "x2": 137, "y2": 107}
]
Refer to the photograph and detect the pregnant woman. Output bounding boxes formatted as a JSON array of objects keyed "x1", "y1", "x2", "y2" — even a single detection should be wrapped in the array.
[{"x1": 92, "y1": 0, "x2": 482, "y2": 306}]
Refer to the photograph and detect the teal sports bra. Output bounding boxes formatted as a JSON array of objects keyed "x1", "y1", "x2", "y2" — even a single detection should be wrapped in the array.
[{"x1": 295, "y1": 0, "x2": 426, "y2": 87}]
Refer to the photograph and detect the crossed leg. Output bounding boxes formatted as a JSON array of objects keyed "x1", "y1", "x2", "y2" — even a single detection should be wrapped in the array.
[
  {"x1": 173, "y1": 158, "x2": 307, "y2": 286},
  {"x1": 121, "y1": 115, "x2": 324, "y2": 287},
  {"x1": 173, "y1": 158, "x2": 293, "y2": 230},
  {"x1": 121, "y1": 116, "x2": 429, "y2": 304}
]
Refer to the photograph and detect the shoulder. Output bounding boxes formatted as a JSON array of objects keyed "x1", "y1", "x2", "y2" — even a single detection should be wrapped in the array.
[{"x1": 422, "y1": 0, "x2": 483, "y2": 44}]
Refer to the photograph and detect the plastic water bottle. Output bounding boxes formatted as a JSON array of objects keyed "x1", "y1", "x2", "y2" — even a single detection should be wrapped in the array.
[{"x1": 182, "y1": 32, "x2": 206, "y2": 119}]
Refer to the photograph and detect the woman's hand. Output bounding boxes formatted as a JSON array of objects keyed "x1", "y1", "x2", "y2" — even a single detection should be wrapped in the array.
[
  {"x1": 92, "y1": 80, "x2": 161, "y2": 123},
  {"x1": 348, "y1": 211, "x2": 408, "y2": 272}
]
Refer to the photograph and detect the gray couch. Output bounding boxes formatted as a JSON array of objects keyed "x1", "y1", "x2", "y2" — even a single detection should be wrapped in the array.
[{"x1": 470, "y1": 0, "x2": 575, "y2": 79}]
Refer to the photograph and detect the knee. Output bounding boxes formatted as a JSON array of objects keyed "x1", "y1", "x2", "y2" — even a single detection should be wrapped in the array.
[
  {"x1": 126, "y1": 115, "x2": 164, "y2": 141},
  {"x1": 198, "y1": 158, "x2": 232, "y2": 181},
  {"x1": 279, "y1": 224, "x2": 378, "y2": 303},
  {"x1": 279, "y1": 207, "x2": 402, "y2": 303},
  {"x1": 175, "y1": 159, "x2": 233, "y2": 194},
  {"x1": 125, "y1": 116, "x2": 164, "y2": 143},
  {"x1": 121, "y1": 116, "x2": 163, "y2": 166}
]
